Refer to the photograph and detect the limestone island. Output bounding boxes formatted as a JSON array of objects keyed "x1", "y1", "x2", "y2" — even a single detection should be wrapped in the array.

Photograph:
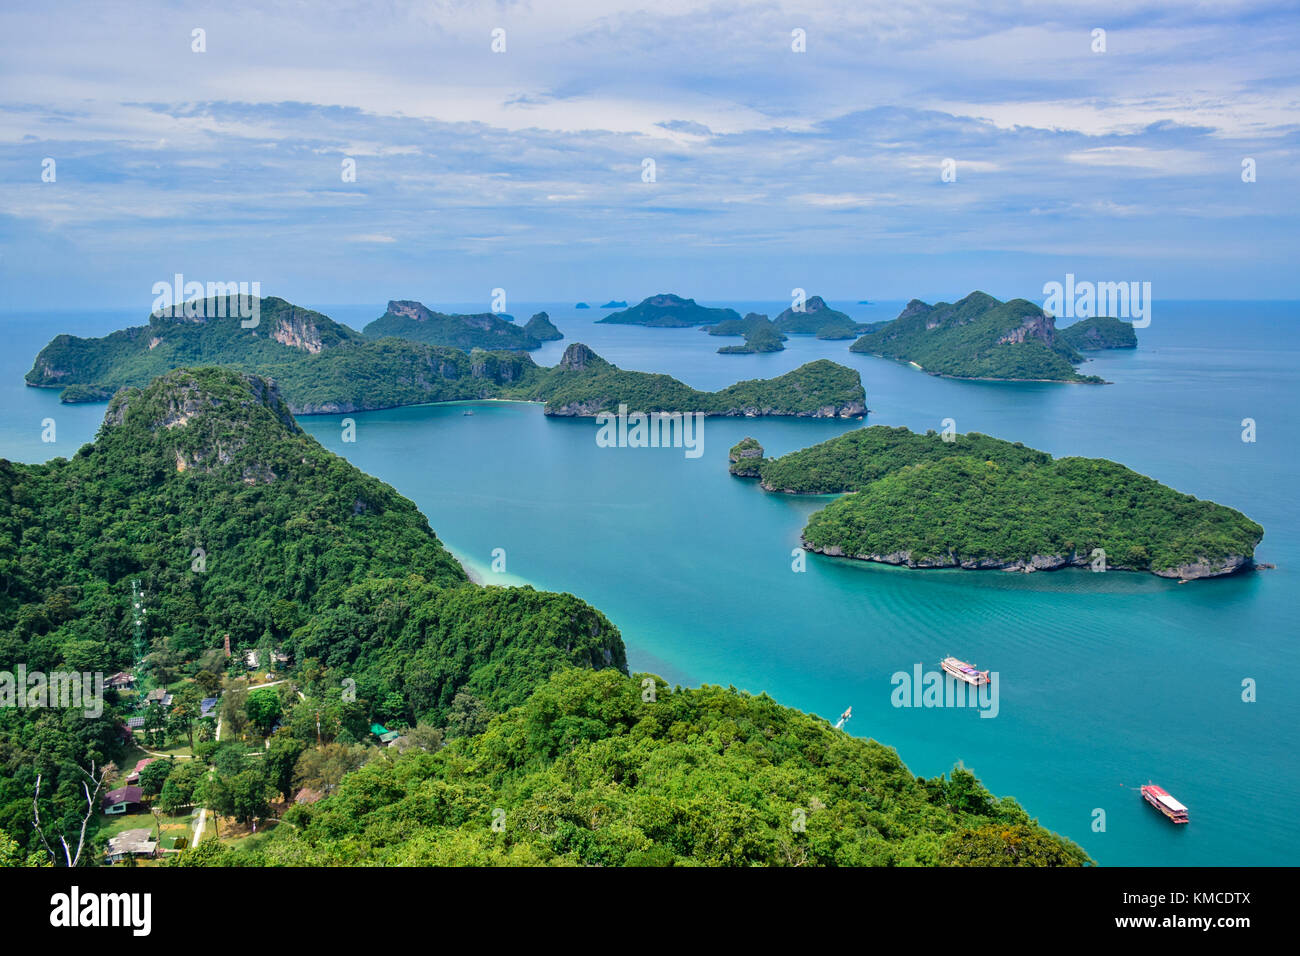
[
  {"x1": 363, "y1": 300, "x2": 544, "y2": 351},
  {"x1": 597, "y1": 293, "x2": 741, "y2": 327},
  {"x1": 728, "y1": 437, "x2": 765, "y2": 476},
  {"x1": 848, "y1": 291, "x2": 1138, "y2": 383},
  {"x1": 523, "y1": 311, "x2": 564, "y2": 342},
  {"x1": 1056, "y1": 316, "x2": 1138, "y2": 351},
  {"x1": 600, "y1": 300, "x2": 628, "y2": 308},
  {"x1": 731, "y1": 425, "x2": 1263, "y2": 581},
  {"x1": 773, "y1": 295, "x2": 868, "y2": 339}
]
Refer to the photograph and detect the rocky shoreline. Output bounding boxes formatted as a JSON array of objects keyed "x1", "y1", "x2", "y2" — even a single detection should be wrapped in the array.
[{"x1": 800, "y1": 540, "x2": 1256, "y2": 582}]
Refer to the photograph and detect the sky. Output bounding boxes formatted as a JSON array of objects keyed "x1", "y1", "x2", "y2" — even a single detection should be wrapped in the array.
[{"x1": 1, "y1": 0, "x2": 1297, "y2": 311}]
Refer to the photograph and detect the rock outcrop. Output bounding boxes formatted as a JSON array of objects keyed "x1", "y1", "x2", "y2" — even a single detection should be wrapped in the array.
[{"x1": 728, "y1": 437, "x2": 765, "y2": 476}]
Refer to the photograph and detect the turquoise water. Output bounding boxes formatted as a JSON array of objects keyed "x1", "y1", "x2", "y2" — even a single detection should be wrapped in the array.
[{"x1": 3, "y1": 300, "x2": 1297, "y2": 866}]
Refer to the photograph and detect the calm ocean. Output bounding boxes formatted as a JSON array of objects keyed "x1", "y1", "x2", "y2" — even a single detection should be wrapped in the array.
[{"x1": 3, "y1": 299, "x2": 1296, "y2": 866}]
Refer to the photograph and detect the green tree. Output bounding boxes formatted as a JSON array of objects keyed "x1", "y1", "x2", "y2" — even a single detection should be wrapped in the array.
[
  {"x1": 446, "y1": 691, "x2": 488, "y2": 739},
  {"x1": 264, "y1": 736, "x2": 306, "y2": 803},
  {"x1": 138, "y1": 758, "x2": 173, "y2": 797},
  {"x1": 246, "y1": 688, "x2": 282, "y2": 736}
]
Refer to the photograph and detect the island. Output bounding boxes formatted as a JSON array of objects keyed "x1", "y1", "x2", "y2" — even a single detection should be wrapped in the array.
[
  {"x1": 597, "y1": 292, "x2": 742, "y2": 327},
  {"x1": 25, "y1": 296, "x2": 866, "y2": 418},
  {"x1": 575, "y1": 302, "x2": 590, "y2": 308},
  {"x1": 728, "y1": 436, "x2": 765, "y2": 476},
  {"x1": 0, "y1": 366, "x2": 1086, "y2": 868},
  {"x1": 706, "y1": 312, "x2": 768, "y2": 335},
  {"x1": 519, "y1": 343, "x2": 864, "y2": 417},
  {"x1": 711, "y1": 313, "x2": 786, "y2": 353},
  {"x1": 523, "y1": 311, "x2": 564, "y2": 342},
  {"x1": 599, "y1": 300, "x2": 628, "y2": 308},
  {"x1": 773, "y1": 295, "x2": 866, "y2": 339},
  {"x1": 1057, "y1": 316, "x2": 1138, "y2": 351},
  {"x1": 848, "y1": 291, "x2": 1127, "y2": 383},
  {"x1": 717, "y1": 324, "x2": 786, "y2": 353},
  {"x1": 363, "y1": 299, "x2": 544, "y2": 350},
  {"x1": 732, "y1": 425, "x2": 1264, "y2": 581}
]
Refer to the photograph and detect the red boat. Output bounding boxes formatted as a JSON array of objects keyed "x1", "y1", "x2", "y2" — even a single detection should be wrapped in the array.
[{"x1": 1141, "y1": 783, "x2": 1189, "y2": 824}]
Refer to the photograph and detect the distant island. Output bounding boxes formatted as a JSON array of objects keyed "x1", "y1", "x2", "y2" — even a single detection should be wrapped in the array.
[
  {"x1": 523, "y1": 311, "x2": 564, "y2": 342},
  {"x1": 25, "y1": 296, "x2": 865, "y2": 418},
  {"x1": 524, "y1": 344, "x2": 863, "y2": 417},
  {"x1": 732, "y1": 425, "x2": 1263, "y2": 581},
  {"x1": 1057, "y1": 316, "x2": 1138, "y2": 351},
  {"x1": 600, "y1": 300, "x2": 628, "y2": 308},
  {"x1": 712, "y1": 313, "x2": 786, "y2": 353},
  {"x1": 363, "y1": 300, "x2": 543, "y2": 351},
  {"x1": 597, "y1": 293, "x2": 742, "y2": 327},
  {"x1": 773, "y1": 296, "x2": 867, "y2": 339},
  {"x1": 848, "y1": 291, "x2": 1137, "y2": 383},
  {"x1": 575, "y1": 302, "x2": 590, "y2": 309}
]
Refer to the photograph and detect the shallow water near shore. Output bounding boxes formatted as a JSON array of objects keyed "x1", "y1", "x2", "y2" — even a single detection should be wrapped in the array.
[{"x1": 3, "y1": 299, "x2": 1297, "y2": 865}]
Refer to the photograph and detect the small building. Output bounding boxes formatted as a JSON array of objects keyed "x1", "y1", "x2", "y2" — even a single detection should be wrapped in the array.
[
  {"x1": 125, "y1": 757, "x2": 155, "y2": 786},
  {"x1": 106, "y1": 828, "x2": 157, "y2": 862},
  {"x1": 199, "y1": 697, "x2": 219, "y2": 719},
  {"x1": 106, "y1": 671, "x2": 136, "y2": 690},
  {"x1": 244, "y1": 649, "x2": 259, "y2": 668},
  {"x1": 143, "y1": 688, "x2": 173, "y2": 707},
  {"x1": 370, "y1": 723, "x2": 401, "y2": 745},
  {"x1": 102, "y1": 785, "x2": 144, "y2": 815}
]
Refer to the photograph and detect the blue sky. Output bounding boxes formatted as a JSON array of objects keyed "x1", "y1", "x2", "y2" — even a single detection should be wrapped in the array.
[{"x1": 1, "y1": 0, "x2": 1297, "y2": 310}]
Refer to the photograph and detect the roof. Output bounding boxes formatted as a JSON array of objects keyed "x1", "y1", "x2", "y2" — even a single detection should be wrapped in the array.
[
  {"x1": 1156, "y1": 793, "x2": 1188, "y2": 812},
  {"x1": 102, "y1": 785, "x2": 143, "y2": 807},
  {"x1": 295, "y1": 787, "x2": 323, "y2": 805},
  {"x1": 107, "y1": 829, "x2": 157, "y2": 856},
  {"x1": 145, "y1": 688, "x2": 167, "y2": 701},
  {"x1": 200, "y1": 697, "x2": 219, "y2": 716},
  {"x1": 126, "y1": 717, "x2": 145, "y2": 729},
  {"x1": 134, "y1": 757, "x2": 156, "y2": 772},
  {"x1": 370, "y1": 723, "x2": 390, "y2": 736}
]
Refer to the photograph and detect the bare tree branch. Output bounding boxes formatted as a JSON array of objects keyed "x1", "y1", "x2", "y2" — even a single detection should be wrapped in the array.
[{"x1": 32, "y1": 761, "x2": 109, "y2": 867}]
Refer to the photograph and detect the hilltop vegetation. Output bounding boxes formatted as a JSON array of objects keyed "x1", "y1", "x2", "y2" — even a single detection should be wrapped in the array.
[
  {"x1": 737, "y1": 426, "x2": 1263, "y2": 579},
  {"x1": 849, "y1": 292, "x2": 1109, "y2": 383},
  {"x1": 173, "y1": 668, "x2": 1090, "y2": 867},
  {"x1": 757, "y1": 426, "x2": 1047, "y2": 493}
]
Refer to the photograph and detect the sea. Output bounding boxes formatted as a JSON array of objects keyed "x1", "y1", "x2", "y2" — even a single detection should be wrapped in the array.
[{"x1": 2, "y1": 298, "x2": 1296, "y2": 866}]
